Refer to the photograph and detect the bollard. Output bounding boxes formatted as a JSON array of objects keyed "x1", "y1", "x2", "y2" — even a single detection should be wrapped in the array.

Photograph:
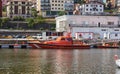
[
  {"x1": 9, "y1": 45, "x2": 14, "y2": 49},
  {"x1": 0, "y1": 45, "x2": 1, "y2": 49},
  {"x1": 21, "y1": 45, "x2": 27, "y2": 49}
]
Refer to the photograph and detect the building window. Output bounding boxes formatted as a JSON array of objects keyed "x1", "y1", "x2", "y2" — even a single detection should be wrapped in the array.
[
  {"x1": 22, "y1": 2, "x2": 25, "y2": 4},
  {"x1": 11, "y1": 2, "x2": 13, "y2": 4},
  {"x1": 115, "y1": 34, "x2": 118, "y2": 37},
  {"x1": 108, "y1": 22, "x2": 114, "y2": 25},
  {"x1": 86, "y1": 9, "x2": 88, "y2": 11},
  {"x1": 100, "y1": 5, "x2": 102, "y2": 7},
  {"x1": 27, "y1": 11, "x2": 30, "y2": 15},
  {"x1": 101, "y1": 29, "x2": 106, "y2": 31},
  {"x1": 22, "y1": 6, "x2": 25, "y2": 14},
  {"x1": 86, "y1": 4, "x2": 88, "y2": 7},
  {"x1": 14, "y1": 1, "x2": 18, "y2": 4},
  {"x1": 96, "y1": 9, "x2": 98, "y2": 11},
  {"x1": 114, "y1": 29, "x2": 119, "y2": 31},
  {"x1": 14, "y1": 6, "x2": 18, "y2": 14},
  {"x1": 27, "y1": 7, "x2": 29, "y2": 10},
  {"x1": 10, "y1": 16, "x2": 12, "y2": 18}
]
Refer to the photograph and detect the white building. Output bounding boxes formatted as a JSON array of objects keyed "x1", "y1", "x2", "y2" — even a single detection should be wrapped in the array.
[
  {"x1": 79, "y1": 1, "x2": 104, "y2": 15},
  {"x1": 55, "y1": 15, "x2": 120, "y2": 39},
  {"x1": 6, "y1": 0, "x2": 32, "y2": 18}
]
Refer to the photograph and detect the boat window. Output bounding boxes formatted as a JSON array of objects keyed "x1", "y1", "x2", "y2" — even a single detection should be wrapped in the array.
[
  {"x1": 66, "y1": 38, "x2": 72, "y2": 41},
  {"x1": 61, "y1": 38, "x2": 65, "y2": 40}
]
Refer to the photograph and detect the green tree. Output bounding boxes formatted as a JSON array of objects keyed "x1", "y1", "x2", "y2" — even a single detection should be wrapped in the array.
[
  {"x1": 2, "y1": 6, "x2": 6, "y2": 12},
  {"x1": 35, "y1": 16, "x2": 45, "y2": 24},
  {"x1": 50, "y1": 27, "x2": 55, "y2": 31},
  {"x1": 58, "y1": 11, "x2": 66, "y2": 16},
  {"x1": 0, "y1": 18, "x2": 2, "y2": 28},
  {"x1": 31, "y1": 8, "x2": 38, "y2": 17},
  {"x1": 2, "y1": 18, "x2": 10, "y2": 25},
  {"x1": 13, "y1": 16, "x2": 25, "y2": 21},
  {"x1": 26, "y1": 18, "x2": 35, "y2": 28}
]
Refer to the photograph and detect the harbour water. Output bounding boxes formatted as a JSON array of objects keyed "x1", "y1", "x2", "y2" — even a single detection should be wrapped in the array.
[{"x1": 0, "y1": 48, "x2": 120, "y2": 74}]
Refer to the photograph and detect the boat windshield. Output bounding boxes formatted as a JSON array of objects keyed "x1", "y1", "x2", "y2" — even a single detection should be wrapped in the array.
[
  {"x1": 61, "y1": 38, "x2": 65, "y2": 40},
  {"x1": 56, "y1": 36, "x2": 72, "y2": 41},
  {"x1": 66, "y1": 38, "x2": 72, "y2": 41}
]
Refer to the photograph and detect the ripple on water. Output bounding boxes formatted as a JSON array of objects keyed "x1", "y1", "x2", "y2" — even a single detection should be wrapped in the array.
[{"x1": 0, "y1": 49, "x2": 119, "y2": 74}]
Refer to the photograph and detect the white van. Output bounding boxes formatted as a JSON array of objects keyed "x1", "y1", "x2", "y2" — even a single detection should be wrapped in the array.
[{"x1": 32, "y1": 34, "x2": 42, "y2": 39}]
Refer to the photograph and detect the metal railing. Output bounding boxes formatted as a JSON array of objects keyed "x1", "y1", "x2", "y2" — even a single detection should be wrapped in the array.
[
  {"x1": 89, "y1": 39, "x2": 120, "y2": 45},
  {"x1": 69, "y1": 24, "x2": 120, "y2": 28}
]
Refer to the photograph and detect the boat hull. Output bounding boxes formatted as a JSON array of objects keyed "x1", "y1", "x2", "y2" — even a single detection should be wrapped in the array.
[
  {"x1": 97, "y1": 46, "x2": 119, "y2": 49},
  {"x1": 29, "y1": 43, "x2": 90, "y2": 49}
]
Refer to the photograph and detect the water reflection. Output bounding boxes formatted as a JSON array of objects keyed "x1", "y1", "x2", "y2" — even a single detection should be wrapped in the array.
[{"x1": 0, "y1": 49, "x2": 119, "y2": 74}]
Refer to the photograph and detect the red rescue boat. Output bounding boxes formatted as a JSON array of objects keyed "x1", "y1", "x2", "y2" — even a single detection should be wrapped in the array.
[{"x1": 28, "y1": 33, "x2": 90, "y2": 49}]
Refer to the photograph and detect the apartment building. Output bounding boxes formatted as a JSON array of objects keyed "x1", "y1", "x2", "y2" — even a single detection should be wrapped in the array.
[
  {"x1": 6, "y1": 0, "x2": 32, "y2": 18},
  {"x1": 36, "y1": 0, "x2": 74, "y2": 17},
  {"x1": 105, "y1": 0, "x2": 117, "y2": 8},
  {"x1": 117, "y1": 0, "x2": 120, "y2": 12},
  {"x1": 79, "y1": 1, "x2": 104, "y2": 15},
  {"x1": 0, "y1": 0, "x2": 2, "y2": 17},
  {"x1": 109, "y1": 0, "x2": 116, "y2": 8},
  {"x1": 85, "y1": 0, "x2": 103, "y2": 3}
]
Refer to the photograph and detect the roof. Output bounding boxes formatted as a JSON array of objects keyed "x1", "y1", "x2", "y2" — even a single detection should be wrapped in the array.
[{"x1": 84, "y1": 1, "x2": 104, "y2": 5}]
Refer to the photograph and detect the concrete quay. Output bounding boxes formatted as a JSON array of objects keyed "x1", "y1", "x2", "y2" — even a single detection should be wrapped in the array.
[
  {"x1": 0, "y1": 44, "x2": 32, "y2": 49},
  {"x1": 0, "y1": 38, "x2": 35, "y2": 49}
]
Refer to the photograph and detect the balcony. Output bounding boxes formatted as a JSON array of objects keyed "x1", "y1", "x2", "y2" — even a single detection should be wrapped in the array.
[
  {"x1": 41, "y1": 1, "x2": 50, "y2": 3},
  {"x1": 41, "y1": 7, "x2": 51, "y2": 11},
  {"x1": 41, "y1": 4, "x2": 51, "y2": 7},
  {"x1": 69, "y1": 24, "x2": 120, "y2": 28}
]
